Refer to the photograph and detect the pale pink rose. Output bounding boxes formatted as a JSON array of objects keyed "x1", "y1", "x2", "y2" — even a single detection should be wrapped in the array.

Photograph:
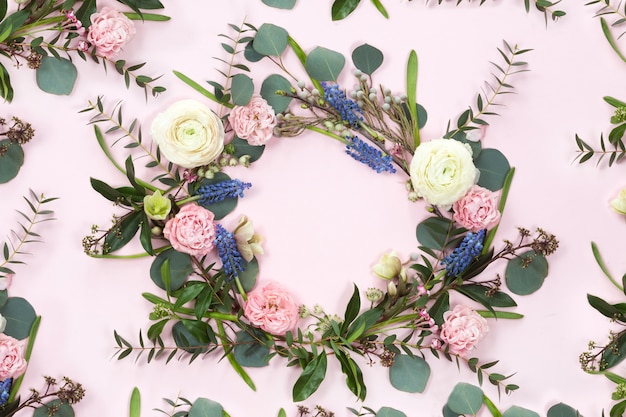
[
  {"x1": 243, "y1": 281, "x2": 299, "y2": 335},
  {"x1": 0, "y1": 334, "x2": 27, "y2": 380},
  {"x1": 439, "y1": 304, "x2": 488, "y2": 357},
  {"x1": 228, "y1": 95, "x2": 276, "y2": 146},
  {"x1": 86, "y1": 7, "x2": 135, "y2": 59},
  {"x1": 163, "y1": 205, "x2": 216, "y2": 257},
  {"x1": 453, "y1": 185, "x2": 501, "y2": 232}
]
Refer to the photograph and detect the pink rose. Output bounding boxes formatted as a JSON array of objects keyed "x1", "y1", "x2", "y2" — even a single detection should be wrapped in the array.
[
  {"x1": 0, "y1": 334, "x2": 27, "y2": 380},
  {"x1": 453, "y1": 185, "x2": 501, "y2": 232},
  {"x1": 243, "y1": 282, "x2": 299, "y2": 335},
  {"x1": 86, "y1": 7, "x2": 135, "y2": 59},
  {"x1": 439, "y1": 304, "x2": 488, "y2": 357},
  {"x1": 163, "y1": 205, "x2": 216, "y2": 257},
  {"x1": 228, "y1": 95, "x2": 276, "y2": 146}
]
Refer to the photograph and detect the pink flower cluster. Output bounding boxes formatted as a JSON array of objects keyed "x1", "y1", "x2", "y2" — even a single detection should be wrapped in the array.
[
  {"x1": 86, "y1": 7, "x2": 135, "y2": 59},
  {"x1": 0, "y1": 334, "x2": 27, "y2": 380},
  {"x1": 163, "y1": 205, "x2": 216, "y2": 257},
  {"x1": 228, "y1": 95, "x2": 276, "y2": 146},
  {"x1": 453, "y1": 185, "x2": 501, "y2": 232},
  {"x1": 243, "y1": 282, "x2": 299, "y2": 335},
  {"x1": 439, "y1": 304, "x2": 488, "y2": 357}
]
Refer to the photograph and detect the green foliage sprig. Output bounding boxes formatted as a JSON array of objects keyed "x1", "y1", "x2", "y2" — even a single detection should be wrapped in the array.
[
  {"x1": 262, "y1": 0, "x2": 566, "y2": 22},
  {"x1": 0, "y1": 0, "x2": 168, "y2": 101}
]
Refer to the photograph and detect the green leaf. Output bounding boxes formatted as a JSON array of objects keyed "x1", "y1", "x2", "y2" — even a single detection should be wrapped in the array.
[
  {"x1": 230, "y1": 136, "x2": 265, "y2": 163},
  {"x1": 587, "y1": 294, "x2": 624, "y2": 320},
  {"x1": 253, "y1": 23, "x2": 289, "y2": 56},
  {"x1": 389, "y1": 354, "x2": 430, "y2": 393},
  {"x1": 0, "y1": 62, "x2": 14, "y2": 102},
  {"x1": 447, "y1": 383, "x2": 484, "y2": 415},
  {"x1": 231, "y1": 73, "x2": 254, "y2": 106},
  {"x1": 305, "y1": 46, "x2": 345, "y2": 82},
  {"x1": 352, "y1": 43, "x2": 383, "y2": 75},
  {"x1": 370, "y1": 0, "x2": 389, "y2": 17},
  {"x1": 292, "y1": 351, "x2": 327, "y2": 402},
  {"x1": 150, "y1": 249, "x2": 193, "y2": 291},
  {"x1": 457, "y1": 284, "x2": 517, "y2": 308},
  {"x1": 260, "y1": 74, "x2": 292, "y2": 113},
  {"x1": 601, "y1": 17, "x2": 626, "y2": 63},
  {"x1": 428, "y1": 291, "x2": 449, "y2": 325},
  {"x1": 36, "y1": 56, "x2": 77, "y2": 95},
  {"x1": 502, "y1": 406, "x2": 540, "y2": 417},
  {"x1": 505, "y1": 251, "x2": 548, "y2": 295},
  {"x1": 33, "y1": 400, "x2": 74, "y2": 417},
  {"x1": 406, "y1": 50, "x2": 419, "y2": 147},
  {"x1": 191, "y1": 173, "x2": 239, "y2": 220},
  {"x1": 172, "y1": 320, "x2": 208, "y2": 353},
  {"x1": 416, "y1": 217, "x2": 454, "y2": 251},
  {"x1": 442, "y1": 404, "x2": 461, "y2": 417},
  {"x1": 546, "y1": 403, "x2": 581, "y2": 417},
  {"x1": 474, "y1": 148, "x2": 511, "y2": 191},
  {"x1": 376, "y1": 408, "x2": 407, "y2": 417},
  {"x1": 0, "y1": 297, "x2": 36, "y2": 340},
  {"x1": 342, "y1": 284, "x2": 361, "y2": 332},
  {"x1": 237, "y1": 257, "x2": 259, "y2": 292},
  {"x1": 0, "y1": 140, "x2": 23, "y2": 183},
  {"x1": 603, "y1": 330, "x2": 626, "y2": 369},
  {"x1": 233, "y1": 330, "x2": 270, "y2": 367},
  {"x1": 0, "y1": 0, "x2": 7, "y2": 21},
  {"x1": 261, "y1": 0, "x2": 296, "y2": 8},
  {"x1": 104, "y1": 211, "x2": 143, "y2": 254},
  {"x1": 188, "y1": 398, "x2": 224, "y2": 417},
  {"x1": 129, "y1": 387, "x2": 140, "y2": 417},
  {"x1": 331, "y1": 0, "x2": 362, "y2": 20}
]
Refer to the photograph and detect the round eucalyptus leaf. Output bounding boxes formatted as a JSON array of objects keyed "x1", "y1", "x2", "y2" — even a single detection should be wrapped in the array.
[
  {"x1": 231, "y1": 137, "x2": 265, "y2": 163},
  {"x1": 474, "y1": 148, "x2": 510, "y2": 191},
  {"x1": 238, "y1": 257, "x2": 259, "y2": 292},
  {"x1": 231, "y1": 73, "x2": 254, "y2": 106},
  {"x1": 305, "y1": 46, "x2": 345, "y2": 81},
  {"x1": 389, "y1": 354, "x2": 430, "y2": 393},
  {"x1": 172, "y1": 320, "x2": 208, "y2": 353},
  {"x1": 233, "y1": 330, "x2": 270, "y2": 367},
  {"x1": 33, "y1": 400, "x2": 74, "y2": 417},
  {"x1": 502, "y1": 406, "x2": 540, "y2": 417},
  {"x1": 253, "y1": 23, "x2": 289, "y2": 56},
  {"x1": 0, "y1": 290, "x2": 7, "y2": 309},
  {"x1": 416, "y1": 217, "x2": 454, "y2": 251},
  {"x1": 189, "y1": 398, "x2": 224, "y2": 417},
  {"x1": 417, "y1": 103, "x2": 428, "y2": 129},
  {"x1": 260, "y1": 74, "x2": 293, "y2": 113},
  {"x1": 0, "y1": 140, "x2": 23, "y2": 184},
  {"x1": 36, "y1": 56, "x2": 77, "y2": 95},
  {"x1": 451, "y1": 132, "x2": 482, "y2": 158},
  {"x1": 447, "y1": 383, "x2": 484, "y2": 415},
  {"x1": 352, "y1": 43, "x2": 383, "y2": 75},
  {"x1": 0, "y1": 297, "x2": 36, "y2": 340},
  {"x1": 505, "y1": 251, "x2": 548, "y2": 296},
  {"x1": 192, "y1": 173, "x2": 239, "y2": 220},
  {"x1": 244, "y1": 41, "x2": 265, "y2": 62},
  {"x1": 547, "y1": 403, "x2": 580, "y2": 417},
  {"x1": 150, "y1": 249, "x2": 193, "y2": 291},
  {"x1": 376, "y1": 407, "x2": 407, "y2": 417},
  {"x1": 261, "y1": 0, "x2": 296, "y2": 8},
  {"x1": 442, "y1": 404, "x2": 460, "y2": 417}
]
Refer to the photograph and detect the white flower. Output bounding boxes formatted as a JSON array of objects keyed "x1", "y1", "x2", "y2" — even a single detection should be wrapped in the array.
[
  {"x1": 151, "y1": 99, "x2": 225, "y2": 169},
  {"x1": 611, "y1": 189, "x2": 626, "y2": 215},
  {"x1": 409, "y1": 138, "x2": 478, "y2": 206}
]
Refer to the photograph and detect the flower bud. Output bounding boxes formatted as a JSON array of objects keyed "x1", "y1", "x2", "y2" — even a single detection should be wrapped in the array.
[
  {"x1": 372, "y1": 251, "x2": 402, "y2": 280},
  {"x1": 365, "y1": 288, "x2": 384, "y2": 303},
  {"x1": 387, "y1": 281, "x2": 397, "y2": 297}
]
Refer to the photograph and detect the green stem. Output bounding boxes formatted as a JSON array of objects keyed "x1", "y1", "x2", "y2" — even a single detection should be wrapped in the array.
[
  {"x1": 89, "y1": 245, "x2": 171, "y2": 259},
  {"x1": 482, "y1": 167, "x2": 515, "y2": 255},
  {"x1": 8, "y1": 315, "x2": 41, "y2": 403},
  {"x1": 235, "y1": 276, "x2": 247, "y2": 302},
  {"x1": 176, "y1": 195, "x2": 201, "y2": 205},
  {"x1": 305, "y1": 126, "x2": 349, "y2": 144}
]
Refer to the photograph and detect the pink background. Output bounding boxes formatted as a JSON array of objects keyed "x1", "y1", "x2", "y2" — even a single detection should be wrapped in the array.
[{"x1": 1, "y1": 0, "x2": 624, "y2": 415}]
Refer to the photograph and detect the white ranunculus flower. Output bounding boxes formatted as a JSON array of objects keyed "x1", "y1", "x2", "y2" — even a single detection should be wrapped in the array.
[
  {"x1": 409, "y1": 138, "x2": 478, "y2": 206},
  {"x1": 150, "y1": 99, "x2": 225, "y2": 169}
]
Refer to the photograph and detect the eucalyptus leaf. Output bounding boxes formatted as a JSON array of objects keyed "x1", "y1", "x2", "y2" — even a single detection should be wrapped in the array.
[
  {"x1": 505, "y1": 251, "x2": 548, "y2": 295},
  {"x1": 36, "y1": 56, "x2": 77, "y2": 95},
  {"x1": 260, "y1": 74, "x2": 292, "y2": 113},
  {"x1": 352, "y1": 43, "x2": 383, "y2": 75},
  {"x1": 376, "y1": 407, "x2": 407, "y2": 417},
  {"x1": 502, "y1": 406, "x2": 540, "y2": 417},
  {"x1": 261, "y1": 0, "x2": 296, "y2": 8},
  {"x1": 172, "y1": 320, "x2": 208, "y2": 353},
  {"x1": 0, "y1": 297, "x2": 36, "y2": 340},
  {"x1": 231, "y1": 136, "x2": 265, "y2": 163},
  {"x1": 305, "y1": 46, "x2": 345, "y2": 81},
  {"x1": 150, "y1": 249, "x2": 193, "y2": 291},
  {"x1": 188, "y1": 398, "x2": 224, "y2": 417},
  {"x1": 416, "y1": 217, "x2": 454, "y2": 250},
  {"x1": 442, "y1": 404, "x2": 461, "y2": 417},
  {"x1": 237, "y1": 257, "x2": 259, "y2": 292},
  {"x1": 253, "y1": 23, "x2": 289, "y2": 56},
  {"x1": 447, "y1": 383, "x2": 483, "y2": 415},
  {"x1": 474, "y1": 148, "x2": 510, "y2": 191},
  {"x1": 389, "y1": 354, "x2": 430, "y2": 393},
  {"x1": 233, "y1": 330, "x2": 270, "y2": 367},
  {"x1": 547, "y1": 403, "x2": 581, "y2": 417},
  {"x1": 33, "y1": 400, "x2": 74, "y2": 417},
  {"x1": 0, "y1": 140, "x2": 23, "y2": 183},
  {"x1": 231, "y1": 73, "x2": 254, "y2": 106}
]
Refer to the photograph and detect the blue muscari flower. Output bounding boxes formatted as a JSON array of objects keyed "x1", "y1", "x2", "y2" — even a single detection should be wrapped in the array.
[
  {"x1": 322, "y1": 82, "x2": 363, "y2": 128},
  {"x1": 346, "y1": 136, "x2": 396, "y2": 174},
  {"x1": 443, "y1": 229, "x2": 486, "y2": 277},
  {"x1": 197, "y1": 179, "x2": 252, "y2": 205},
  {"x1": 214, "y1": 224, "x2": 245, "y2": 281},
  {"x1": 0, "y1": 378, "x2": 11, "y2": 407}
]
